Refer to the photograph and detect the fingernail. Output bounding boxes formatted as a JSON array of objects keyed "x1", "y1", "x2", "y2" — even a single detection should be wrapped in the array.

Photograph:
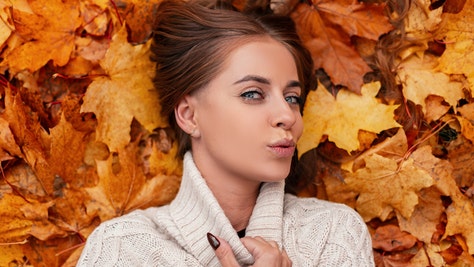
[{"x1": 207, "y1": 232, "x2": 220, "y2": 250}]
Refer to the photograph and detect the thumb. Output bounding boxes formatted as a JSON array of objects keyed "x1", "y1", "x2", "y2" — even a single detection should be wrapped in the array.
[{"x1": 207, "y1": 232, "x2": 240, "y2": 267}]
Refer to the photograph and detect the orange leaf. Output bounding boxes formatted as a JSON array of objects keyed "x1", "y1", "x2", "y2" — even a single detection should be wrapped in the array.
[
  {"x1": 81, "y1": 25, "x2": 167, "y2": 152},
  {"x1": 1, "y1": 0, "x2": 81, "y2": 75},
  {"x1": 291, "y1": 0, "x2": 392, "y2": 93}
]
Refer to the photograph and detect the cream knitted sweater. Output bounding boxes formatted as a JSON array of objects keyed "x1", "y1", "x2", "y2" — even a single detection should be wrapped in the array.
[{"x1": 78, "y1": 152, "x2": 374, "y2": 266}]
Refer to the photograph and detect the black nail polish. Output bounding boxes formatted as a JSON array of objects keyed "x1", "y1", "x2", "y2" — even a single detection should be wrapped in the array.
[{"x1": 207, "y1": 232, "x2": 220, "y2": 250}]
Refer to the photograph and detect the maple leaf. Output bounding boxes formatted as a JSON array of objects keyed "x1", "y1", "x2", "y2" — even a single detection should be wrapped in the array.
[
  {"x1": 1, "y1": 86, "x2": 56, "y2": 194},
  {"x1": 0, "y1": 0, "x2": 81, "y2": 75},
  {"x1": 84, "y1": 137, "x2": 179, "y2": 223},
  {"x1": 372, "y1": 224, "x2": 418, "y2": 252},
  {"x1": 397, "y1": 187, "x2": 444, "y2": 244},
  {"x1": 291, "y1": 1, "x2": 393, "y2": 93},
  {"x1": 435, "y1": 0, "x2": 474, "y2": 89},
  {"x1": 81, "y1": 25, "x2": 167, "y2": 152},
  {"x1": 116, "y1": 0, "x2": 164, "y2": 44},
  {"x1": 404, "y1": 0, "x2": 443, "y2": 39},
  {"x1": 344, "y1": 153, "x2": 434, "y2": 221},
  {"x1": 410, "y1": 145, "x2": 474, "y2": 255},
  {"x1": 397, "y1": 53, "x2": 465, "y2": 114},
  {"x1": 298, "y1": 81, "x2": 400, "y2": 156}
]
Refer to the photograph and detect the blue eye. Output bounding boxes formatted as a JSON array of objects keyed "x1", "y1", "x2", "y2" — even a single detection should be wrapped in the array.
[
  {"x1": 240, "y1": 90, "x2": 263, "y2": 100},
  {"x1": 285, "y1": 95, "x2": 301, "y2": 105}
]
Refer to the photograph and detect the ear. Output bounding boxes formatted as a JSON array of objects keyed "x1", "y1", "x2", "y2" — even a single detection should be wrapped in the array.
[{"x1": 175, "y1": 95, "x2": 200, "y2": 138}]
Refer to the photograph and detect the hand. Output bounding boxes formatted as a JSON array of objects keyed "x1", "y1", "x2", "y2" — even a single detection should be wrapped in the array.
[{"x1": 207, "y1": 233, "x2": 292, "y2": 267}]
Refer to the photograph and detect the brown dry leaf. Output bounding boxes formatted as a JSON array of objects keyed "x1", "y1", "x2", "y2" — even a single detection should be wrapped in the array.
[
  {"x1": 80, "y1": 2, "x2": 109, "y2": 37},
  {"x1": 435, "y1": 0, "x2": 474, "y2": 90},
  {"x1": 410, "y1": 145, "x2": 474, "y2": 254},
  {"x1": 401, "y1": 0, "x2": 442, "y2": 59},
  {"x1": 291, "y1": 1, "x2": 392, "y2": 93},
  {"x1": 397, "y1": 187, "x2": 445, "y2": 244},
  {"x1": 1, "y1": 0, "x2": 82, "y2": 75},
  {"x1": 410, "y1": 243, "x2": 445, "y2": 266},
  {"x1": 372, "y1": 224, "x2": 418, "y2": 252},
  {"x1": 117, "y1": 0, "x2": 164, "y2": 44},
  {"x1": 447, "y1": 135, "x2": 474, "y2": 188},
  {"x1": 444, "y1": 195, "x2": 474, "y2": 255},
  {"x1": 345, "y1": 153, "x2": 434, "y2": 221},
  {"x1": 458, "y1": 102, "x2": 474, "y2": 120},
  {"x1": 2, "y1": 162, "x2": 47, "y2": 197},
  {"x1": 298, "y1": 81, "x2": 400, "y2": 156},
  {"x1": 456, "y1": 115, "x2": 474, "y2": 143},
  {"x1": 397, "y1": 54, "x2": 465, "y2": 114},
  {"x1": 0, "y1": 117, "x2": 22, "y2": 161},
  {"x1": 424, "y1": 95, "x2": 451, "y2": 122},
  {"x1": 1, "y1": 86, "x2": 55, "y2": 194},
  {"x1": 81, "y1": 25, "x2": 166, "y2": 152},
  {"x1": 22, "y1": 234, "x2": 83, "y2": 267}
]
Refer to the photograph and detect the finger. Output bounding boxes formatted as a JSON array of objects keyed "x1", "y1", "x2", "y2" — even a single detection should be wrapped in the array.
[
  {"x1": 281, "y1": 249, "x2": 292, "y2": 267},
  {"x1": 207, "y1": 233, "x2": 240, "y2": 267}
]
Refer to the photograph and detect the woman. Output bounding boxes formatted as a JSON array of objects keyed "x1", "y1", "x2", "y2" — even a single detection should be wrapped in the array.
[{"x1": 78, "y1": 0, "x2": 374, "y2": 266}]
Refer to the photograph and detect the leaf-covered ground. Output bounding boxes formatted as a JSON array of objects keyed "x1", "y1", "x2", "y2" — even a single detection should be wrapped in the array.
[{"x1": 0, "y1": 0, "x2": 473, "y2": 266}]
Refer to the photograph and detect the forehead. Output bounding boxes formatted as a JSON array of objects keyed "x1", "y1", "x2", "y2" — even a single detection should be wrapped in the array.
[{"x1": 220, "y1": 37, "x2": 298, "y2": 79}]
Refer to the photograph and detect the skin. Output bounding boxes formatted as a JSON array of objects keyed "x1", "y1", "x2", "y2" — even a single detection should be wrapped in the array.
[{"x1": 175, "y1": 37, "x2": 301, "y2": 266}]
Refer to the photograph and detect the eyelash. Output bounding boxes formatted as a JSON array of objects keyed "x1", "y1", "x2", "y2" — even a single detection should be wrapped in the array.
[{"x1": 240, "y1": 90, "x2": 301, "y2": 105}]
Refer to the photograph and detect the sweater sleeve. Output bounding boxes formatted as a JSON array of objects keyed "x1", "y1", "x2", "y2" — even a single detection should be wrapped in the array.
[{"x1": 284, "y1": 196, "x2": 375, "y2": 267}]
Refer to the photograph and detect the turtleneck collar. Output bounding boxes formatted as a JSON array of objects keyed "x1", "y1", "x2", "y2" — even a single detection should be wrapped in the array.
[{"x1": 169, "y1": 151, "x2": 285, "y2": 266}]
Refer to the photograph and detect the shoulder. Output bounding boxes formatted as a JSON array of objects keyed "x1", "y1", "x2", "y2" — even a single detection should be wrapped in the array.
[
  {"x1": 282, "y1": 194, "x2": 374, "y2": 266},
  {"x1": 283, "y1": 193, "x2": 364, "y2": 225},
  {"x1": 77, "y1": 206, "x2": 193, "y2": 266}
]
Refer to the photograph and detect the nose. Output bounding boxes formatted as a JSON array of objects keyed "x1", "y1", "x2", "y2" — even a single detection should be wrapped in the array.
[{"x1": 270, "y1": 96, "x2": 298, "y2": 130}]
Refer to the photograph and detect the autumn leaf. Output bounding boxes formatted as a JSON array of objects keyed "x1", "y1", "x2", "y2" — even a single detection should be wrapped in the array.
[
  {"x1": 345, "y1": 153, "x2": 434, "y2": 221},
  {"x1": 291, "y1": 1, "x2": 393, "y2": 93},
  {"x1": 116, "y1": 0, "x2": 164, "y2": 44},
  {"x1": 397, "y1": 187, "x2": 445, "y2": 244},
  {"x1": 397, "y1": 53, "x2": 465, "y2": 113},
  {"x1": 410, "y1": 145, "x2": 474, "y2": 255},
  {"x1": 81, "y1": 25, "x2": 167, "y2": 152},
  {"x1": 298, "y1": 81, "x2": 400, "y2": 156},
  {"x1": 84, "y1": 136, "x2": 179, "y2": 223},
  {"x1": 435, "y1": 0, "x2": 474, "y2": 89},
  {"x1": 1, "y1": 86, "x2": 55, "y2": 194},
  {"x1": 372, "y1": 224, "x2": 418, "y2": 252},
  {"x1": 0, "y1": 0, "x2": 81, "y2": 75}
]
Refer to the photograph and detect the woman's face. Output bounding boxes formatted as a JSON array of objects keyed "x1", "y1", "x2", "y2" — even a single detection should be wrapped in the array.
[{"x1": 188, "y1": 38, "x2": 303, "y2": 185}]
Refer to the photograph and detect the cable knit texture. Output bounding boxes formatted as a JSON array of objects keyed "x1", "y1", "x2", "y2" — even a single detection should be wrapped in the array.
[{"x1": 78, "y1": 152, "x2": 374, "y2": 266}]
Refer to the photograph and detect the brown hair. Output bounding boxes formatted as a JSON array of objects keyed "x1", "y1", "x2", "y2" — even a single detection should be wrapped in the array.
[{"x1": 151, "y1": 0, "x2": 315, "y2": 158}]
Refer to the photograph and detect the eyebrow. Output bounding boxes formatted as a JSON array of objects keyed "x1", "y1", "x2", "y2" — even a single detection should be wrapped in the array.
[{"x1": 233, "y1": 75, "x2": 301, "y2": 88}]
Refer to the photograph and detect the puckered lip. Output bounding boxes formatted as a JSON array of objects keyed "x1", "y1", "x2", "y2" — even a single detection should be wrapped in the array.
[{"x1": 268, "y1": 139, "x2": 296, "y2": 148}]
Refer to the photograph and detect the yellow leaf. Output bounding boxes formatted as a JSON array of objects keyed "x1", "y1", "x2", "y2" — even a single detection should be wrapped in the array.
[
  {"x1": 397, "y1": 54, "x2": 464, "y2": 113},
  {"x1": 298, "y1": 81, "x2": 400, "y2": 156},
  {"x1": 81, "y1": 25, "x2": 167, "y2": 152},
  {"x1": 345, "y1": 153, "x2": 434, "y2": 221},
  {"x1": 435, "y1": 0, "x2": 474, "y2": 89}
]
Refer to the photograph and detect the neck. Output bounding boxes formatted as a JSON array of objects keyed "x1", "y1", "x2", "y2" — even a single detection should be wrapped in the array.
[{"x1": 206, "y1": 177, "x2": 260, "y2": 231}]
